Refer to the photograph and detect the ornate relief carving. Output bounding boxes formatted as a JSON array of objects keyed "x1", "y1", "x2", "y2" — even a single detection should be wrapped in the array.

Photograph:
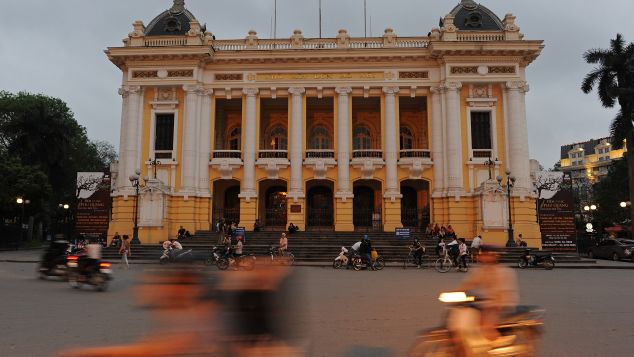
[
  {"x1": 399, "y1": 71, "x2": 429, "y2": 79},
  {"x1": 441, "y1": 81, "x2": 463, "y2": 91},
  {"x1": 304, "y1": 158, "x2": 337, "y2": 180},
  {"x1": 210, "y1": 158, "x2": 242, "y2": 180},
  {"x1": 133, "y1": 71, "x2": 158, "y2": 79},
  {"x1": 335, "y1": 87, "x2": 352, "y2": 95},
  {"x1": 472, "y1": 85, "x2": 489, "y2": 98},
  {"x1": 290, "y1": 29, "x2": 304, "y2": 48},
  {"x1": 257, "y1": 160, "x2": 290, "y2": 180},
  {"x1": 352, "y1": 159, "x2": 385, "y2": 180},
  {"x1": 506, "y1": 80, "x2": 528, "y2": 92},
  {"x1": 383, "y1": 28, "x2": 397, "y2": 47},
  {"x1": 489, "y1": 66, "x2": 516, "y2": 74},
  {"x1": 168, "y1": 70, "x2": 194, "y2": 78},
  {"x1": 128, "y1": 21, "x2": 145, "y2": 38},
  {"x1": 118, "y1": 85, "x2": 141, "y2": 98},
  {"x1": 382, "y1": 86, "x2": 400, "y2": 95},
  {"x1": 336, "y1": 29, "x2": 351, "y2": 48},
  {"x1": 215, "y1": 73, "x2": 243, "y2": 81},
  {"x1": 288, "y1": 87, "x2": 306, "y2": 96},
  {"x1": 451, "y1": 66, "x2": 478, "y2": 75},
  {"x1": 398, "y1": 157, "x2": 433, "y2": 180},
  {"x1": 242, "y1": 88, "x2": 259, "y2": 96}
]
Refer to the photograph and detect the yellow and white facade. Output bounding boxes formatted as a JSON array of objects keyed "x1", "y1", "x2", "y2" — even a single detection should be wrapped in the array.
[{"x1": 107, "y1": 0, "x2": 544, "y2": 246}]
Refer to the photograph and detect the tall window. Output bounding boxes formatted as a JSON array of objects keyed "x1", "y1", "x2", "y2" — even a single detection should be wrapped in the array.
[
  {"x1": 470, "y1": 112, "x2": 492, "y2": 150},
  {"x1": 400, "y1": 126, "x2": 414, "y2": 150},
  {"x1": 154, "y1": 114, "x2": 175, "y2": 151},
  {"x1": 353, "y1": 126, "x2": 372, "y2": 150},
  {"x1": 310, "y1": 126, "x2": 331, "y2": 149},
  {"x1": 269, "y1": 126, "x2": 287, "y2": 150},
  {"x1": 228, "y1": 127, "x2": 241, "y2": 150}
]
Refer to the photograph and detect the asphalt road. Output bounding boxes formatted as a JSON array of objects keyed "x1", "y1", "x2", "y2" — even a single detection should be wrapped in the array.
[{"x1": 0, "y1": 262, "x2": 633, "y2": 356}]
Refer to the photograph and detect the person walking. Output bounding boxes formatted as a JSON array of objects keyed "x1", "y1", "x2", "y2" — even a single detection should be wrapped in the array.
[
  {"x1": 458, "y1": 238, "x2": 468, "y2": 270},
  {"x1": 411, "y1": 238, "x2": 425, "y2": 268},
  {"x1": 279, "y1": 232, "x2": 288, "y2": 256},
  {"x1": 120, "y1": 235, "x2": 131, "y2": 269},
  {"x1": 471, "y1": 235, "x2": 483, "y2": 262}
]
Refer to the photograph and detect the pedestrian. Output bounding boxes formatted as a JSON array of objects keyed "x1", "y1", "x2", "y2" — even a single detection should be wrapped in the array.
[
  {"x1": 279, "y1": 232, "x2": 288, "y2": 256},
  {"x1": 425, "y1": 224, "x2": 433, "y2": 237},
  {"x1": 516, "y1": 234, "x2": 527, "y2": 247},
  {"x1": 447, "y1": 235, "x2": 459, "y2": 265},
  {"x1": 471, "y1": 234, "x2": 483, "y2": 262},
  {"x1": 120, "y1": 234, "x2": 131, "y2": 269},
  {"x1": 433, "y1": 223, "x2": 441, "y2": 237},
  {"x1": 177, "y1": 226, "x2": 186, "y2": 239},
  {"x1": 436, "y1": 236, "x2": 445, "y2": 256},
  {"x1": 110, "y1": 232, "x2": 121, "y2": 248},
  {"x1": 447, "y1": 225, "x2": 456, "y2": 239},
  {"x1": 411, "y1": 238, "x2": 425, "y2": 268},
  {"x1": 360, "y1": 235, "x2": 375, "y2": 270},
  {"x1": 458, "y1": 238, "x2": 468, "y2": 270},
  {"x1": 253, "y1": 218, "x2": 263, "y2": 232}
]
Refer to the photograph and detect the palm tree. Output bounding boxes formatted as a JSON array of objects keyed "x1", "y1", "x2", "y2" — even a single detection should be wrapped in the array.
[{"x1": 582, "y1": 34, "x2": 634, "y2": 234}]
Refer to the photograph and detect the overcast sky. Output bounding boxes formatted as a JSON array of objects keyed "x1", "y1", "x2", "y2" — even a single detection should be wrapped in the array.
[{"x1": 1, "y1": 0, "x2": 632, "y2": 168}]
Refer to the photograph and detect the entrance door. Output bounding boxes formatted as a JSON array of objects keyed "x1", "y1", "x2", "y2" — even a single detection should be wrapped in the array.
[
  {"x1": 401, "y1": 186, "x2": 418, "y2": 228},
  {"x1": 353, "y1": 186, "x2": 375, "y2": 228},
  {"x1": 307, "y1": 186, "x2": 333, "y2": 227},
  {"x1": 265, "y1": 186, "x2": 287, "y2": 227},
  {"x1": 224, "y1": 186, "x2": 240, "y2": 224}
]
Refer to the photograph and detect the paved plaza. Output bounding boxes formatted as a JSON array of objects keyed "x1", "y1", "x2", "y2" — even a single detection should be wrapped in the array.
[{"x1": 0, "y1": 260, "x2": 633, "y2": 356}]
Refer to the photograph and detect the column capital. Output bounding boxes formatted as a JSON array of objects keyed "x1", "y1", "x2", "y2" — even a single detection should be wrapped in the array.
[
  {"x1": 118, "y1": 85, "x2": 141, "y2": 97},
  {"x1": 382, "y1": 86, "x2": 400, "y2": 95},
  {"x1": 505, "y1": 80, "x2": 528, "y2": 92},
  {"x1": 242, "y1": 87, "x2": 259, "y2": 97},
  {"x1": 288, "y1": 87, "x2": 306, "y2": 96},
  {"x1": 441, "y1": 81, "x2": 462, "y2": 91},
  {"x1": 430, "y1": 86, "x2": 443, "y2": 94},
  {"x1": 199, "y1": 88, "x2": 214, "y2": 97},
  {"x1": 335, "y1": 87, "x2": 353, "y2": 95},
  {"x1": 183, "y1": 84, "x2": 203, "y2": 94}
]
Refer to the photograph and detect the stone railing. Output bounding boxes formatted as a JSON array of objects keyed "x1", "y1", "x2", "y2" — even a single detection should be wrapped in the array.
[
  {"x1": 258, "y1": 150, "x2": 288, "y2": 159},
  {"x1": 212, "y1": 150, "x2": 242, "y2": 159},
  {"x1": 352, "y1": 149, "x2": 383, "y2": 159},
  {"x1": 306, "y1": 149, "x2": 336, "y2": 159},
  {"x1": 456, "y1": 32, "x2": 505, "y2": 42},
  {"x1": 213, "y1": 36, "x2": 429, "y2": 51},
  {"x1": 144, "y1": 37, "x2": 188, "y2": 47},
  {"x1": 399, "y1": 149, "x2": 431, "y2": 159}
]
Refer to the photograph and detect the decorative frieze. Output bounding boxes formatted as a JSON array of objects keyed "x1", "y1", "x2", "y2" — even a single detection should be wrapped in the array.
[
  {"x1": 489, "y1": 66, "x2": 516, "y2": 74},
  {"x1": 399, "y1": 71, "x2": 429, "y2": 79},
  {"x1": 215, "y1": 73, "x2": 244, "y2": 81},
  {"x1": 451, "y1": 65, "x2": 516, "y2": 76},
  {"x1": 168, "y1": 69, "x2": 194, "y2": 78},
  {"x1": 451, "y1": 66, "x2": 478, "y2": 75},
  {"x1": 132, "y1": 70, "x2": 158, "y2": 79}
]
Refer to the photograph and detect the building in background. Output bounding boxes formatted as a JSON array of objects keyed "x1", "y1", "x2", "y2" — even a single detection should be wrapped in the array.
[{"x1": 106, "y1": 0, "x2": 543, "y2": 245}]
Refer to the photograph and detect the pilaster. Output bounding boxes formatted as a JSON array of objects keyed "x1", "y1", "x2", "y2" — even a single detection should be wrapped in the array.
[
  {"x1": 197, "y1": 89, "x2": 213, "y2": 195},
  {"x1": 335, "y1": 87, "x2": 353, "y2": 199},
  {"x1": 120, "y1": 85, "x2": 142, "y2": 193},
  {"x1": 430, "y1": 86, "x2": 445, "y2": 196},
  {"x1": 383, "y1": 86, "x2": 401, "y2": 201},
  {"x1": 505, "y1": 81, "x2": 531, "y2": 196},
  {"x1": 239, "y1": 88, "x2": 259, "y2": 201},
  {"x1": 181, "y1": 84, "x2": 201, "y2": 193},
  {"x1": 288, "y1": 87, "x2": 306, "y2": 202},
  {"x1": 442, "y1": 80, "x2": 464, "y2": 198}
]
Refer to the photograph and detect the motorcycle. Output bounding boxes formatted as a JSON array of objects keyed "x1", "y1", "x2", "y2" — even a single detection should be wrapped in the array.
[
  {"x1": 351, "y1": 249, "x2": 385, "y2": 271},
  {"x1": 268, "y1": 245, "x2": 295, "y2": 265},
  {"x1": 333, "y1": 247, "x2": 349, "y2": 269},
  {"x1": 66, "y1": 255, "x2": 113, "y2": 292},
  {"x1": 408, "y1": 291, "x2": 544, "y2": 356},
  {"x1": 38, "y1": 240, "x2": 71, "y2": 279},
  {"x1": 518, "y1": 249, "x2": 555, "y2": 270},
  {"x1": 159, "y1": 247, "x2": 194, "y2": 264}
]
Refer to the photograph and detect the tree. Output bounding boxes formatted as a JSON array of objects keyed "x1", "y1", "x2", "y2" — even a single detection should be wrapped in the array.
[
  {"x1": 582, "y1": 34, "x2": 634, "y2": 234},
  {"x1": 593, "y1": 158, "x2": 630, "y2": 229},
  {"x1": 92, "y1": 140, "x2": 118, "y2": 171}
]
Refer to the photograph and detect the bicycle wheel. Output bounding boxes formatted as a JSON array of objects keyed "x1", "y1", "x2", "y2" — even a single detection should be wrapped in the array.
[
  {"x1": 374, "y1": 257, "x2": 385, "y2": 270},
  {"x1": 403, "y1": 255, "x2": 416, "y2": 269},
  {"x1": 435, "y1": 257, "x2": 451, "y2": 273}
]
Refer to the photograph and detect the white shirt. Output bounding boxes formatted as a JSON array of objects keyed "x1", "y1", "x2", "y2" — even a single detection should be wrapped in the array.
[
  {"x1": 472, "y1": 236, "x2": 482, "y2": 249},
  {"x1": 235, "y1": 241, "x2": 243, "y2": 254},
  {"x1": 86, "y1": 243, "x2": 101, "y2": 259},
  {"x1": 447, "y1": 240, "x2": 458, "y2": 246},
  {"x1": 351, "y1": 241, "x2": 362, "y2": 251},
  {"x1": 172, "y1": 241, "x2": 183, "y2": 250}
]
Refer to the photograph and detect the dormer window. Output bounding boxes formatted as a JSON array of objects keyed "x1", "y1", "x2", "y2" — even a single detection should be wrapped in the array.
[
  {"x1": 164, "y1": 16, "x2": 181, "y2": 32},
  {"x1": 465, "y1": 12, "x2": 483, "y2": 28}
]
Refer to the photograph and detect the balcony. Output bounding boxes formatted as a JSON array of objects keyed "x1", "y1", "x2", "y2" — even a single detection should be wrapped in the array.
[
  {"x1": 154, "y1": 150, "x2": 173, "y2": 159},
  {"x1": 400, "y1": 149, "x2": 431, "y2": 159},
  {"x1": 352, "y1": 150, "x2": 383, "y2": 159},
  {"x1": 258, "y1": 150, "x2": 288, "y2": 159},
  {"x1": 306, "y1": 149, "x2": 335, "y2": 159},
  {"x1": 472, "y1": 149, "x2": 493, "y2": 159},
  {"x1": 212, "y1": 150, "x2": 241, "y2": 159}
]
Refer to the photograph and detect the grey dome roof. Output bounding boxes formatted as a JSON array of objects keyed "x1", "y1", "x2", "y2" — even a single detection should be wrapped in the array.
[
  {"x1": 442, "y1": 0, "x2": 504, "y2": 31},
  {"x1": 145, "y1": 0, "x2": 200, "y2": 36}
]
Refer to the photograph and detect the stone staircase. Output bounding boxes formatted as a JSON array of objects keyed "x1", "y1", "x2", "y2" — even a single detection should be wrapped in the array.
[{"x1": 102, "y1": 230, "x2": 590, "y2": 266}]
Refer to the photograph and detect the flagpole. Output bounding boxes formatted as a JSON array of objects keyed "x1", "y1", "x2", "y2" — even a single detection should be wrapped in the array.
[
  {"x1": 319, "y1": 0, "x2": 322, "y2": 38},
  {"x1": 274, "y1": 0, "x2": 277, "y2": 39},
  {"x1": 364, "y1": 0, "x2": 367, "y2": 37}
]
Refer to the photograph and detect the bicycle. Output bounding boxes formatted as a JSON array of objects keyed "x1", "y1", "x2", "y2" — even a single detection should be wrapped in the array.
[
  {"x1": 434, "y1": 250, "x2": 468, "y2": 273},
  {"x1": 403, "y1": 246, "x2": 426, "y2": 269}
]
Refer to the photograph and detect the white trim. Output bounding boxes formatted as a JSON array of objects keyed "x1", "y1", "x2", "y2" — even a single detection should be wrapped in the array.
[{"x1": 466, "y1": 107, "x2": 498, "y2": 162}]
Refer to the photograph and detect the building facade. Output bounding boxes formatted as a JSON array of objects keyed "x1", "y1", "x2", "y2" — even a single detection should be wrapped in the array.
[
  {"x1": 107, "y1": 0, "x2": 544, "y2": 245},
  {"x1": 560, "y1": 137, "x2": 625, "y2": 184}
]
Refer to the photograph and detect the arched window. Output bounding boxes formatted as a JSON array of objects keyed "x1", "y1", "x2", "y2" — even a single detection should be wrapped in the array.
[
  {"x1": 227, "y1": 127, "x2": 241, "y2": 150},
  {"x1": 400, "y1": 126, "x2": 414, "y2": 150},
  {"x1": 268, "y1": 126, "x2": 288, "y2": 150},
  {"x1": 353, "y1": 126, "x2": 372, "y2": 150},
  {"x1": 310, "y1": 126, "x2": 331, "y2": 149}
]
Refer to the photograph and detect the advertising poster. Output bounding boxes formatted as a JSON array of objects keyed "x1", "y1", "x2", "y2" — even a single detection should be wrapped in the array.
[
  {"x1": 75, "y1": 172, "x2": 111, "y2": 242},
  {"x1": 538, "y1": 172, "x2": 577, "y2": 252}
]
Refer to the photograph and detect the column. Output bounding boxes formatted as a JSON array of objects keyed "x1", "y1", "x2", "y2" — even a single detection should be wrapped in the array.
[
  {"x1": 383, "y1": 87, "x2": 400, "y2": 199},
  {"x1": 288, "y1": 87, "x2": 306, "y2": 199},
  {"x1": 198, "y1": 89, "x2": 213, "y2": 194},
  {"x1": 443, "y1": 81, "x2": 464, "y2": 196},
  {"x1": 181, "y1": 85, "x2": 200, "y2": 193},
  {"x1": 335, "y1": 87, "x2": 353, "y2": 197},
  {"x1": 120, "y1": 85, "x2": 142, "y2": 192},
  {"x1": 430, "y1": 86, "x2": 445, "y2": 195},
  {"x1": 116, "y1": 87, "x2": 130, "y2": 191},
  {"x1": 240, "y1": 88, "x2": 259, "y2": 199},
  {"x1": 506, "y1": 81, "x2": 531, "y2": 193},
  {"x1": 334, "y1": 87, "x2": 354, "y2": 231}
]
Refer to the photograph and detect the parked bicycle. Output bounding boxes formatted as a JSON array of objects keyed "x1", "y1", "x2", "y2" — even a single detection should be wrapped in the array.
[
  {"x1": 268, "y1": 245, "x2": 295, "y2": 265},
  {"x1": 403, "y1": 246, "x2": 426, "y2": 269},
  {"x1": 434, "y1": 249, "x2": 468, "y2": 273}
]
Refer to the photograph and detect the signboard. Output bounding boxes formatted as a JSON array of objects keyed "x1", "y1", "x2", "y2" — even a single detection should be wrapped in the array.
[
  {"x1": 396, "y1": 228, "x2": 411, "y2": 239},
  {"x1": 75, "y1": 172, "x2": 111, "y2": 243},
  {"x1": 290, "y1": 204, "x2": 302, "y2": 213},
  {"x1": 234, "y1": 227, "x2": 246, "y2": 242},
  {"x1": 538, "y1": 172, "x2": 577, "y2": 252}
]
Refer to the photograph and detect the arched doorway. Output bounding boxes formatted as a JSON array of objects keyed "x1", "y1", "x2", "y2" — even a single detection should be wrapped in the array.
[
  {"x1": 353, "y1": 180, "x2": 382, "y2": 231},
  {"x1": 306, "y1": 180, "x2": 334, "y2": 229},
  {"x1": 212, "y1": 180, "x2": 240, "y2": 225},
  {"x1": 400, "y1": 180, "x2": 430, "y2": 231},
  {"x1": 259, "y1": 180, "x2": 287, "y2": 227}
]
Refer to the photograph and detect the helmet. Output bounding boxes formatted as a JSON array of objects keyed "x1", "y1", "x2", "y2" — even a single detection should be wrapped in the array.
[{"x1": 363, "y1": 234, "x2": 369, "y2": 241}]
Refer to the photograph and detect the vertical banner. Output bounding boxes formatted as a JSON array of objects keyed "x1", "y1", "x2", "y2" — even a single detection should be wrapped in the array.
[
  {"x1": 75, "y1": 172, "x2": 111, "y2": 242},
  {"x1": 538, "y1": 172, "x2": 577, "y2": 252}
]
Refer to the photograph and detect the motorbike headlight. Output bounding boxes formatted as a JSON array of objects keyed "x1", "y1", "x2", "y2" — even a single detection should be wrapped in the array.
[
  {"x1": 439, "y1": 292, "x2": 475, "y2": 303},
  {"x1": 625, "y1": 249, "x2": 632, "y2": 256}
]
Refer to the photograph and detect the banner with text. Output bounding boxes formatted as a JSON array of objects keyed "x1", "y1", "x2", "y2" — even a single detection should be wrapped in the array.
[
  {"x1": 75, "y1": 172, "x2": 111, "y2": 242},
  {"x1": 538, "y1": 172, "x2": 577, "y2": 252}
]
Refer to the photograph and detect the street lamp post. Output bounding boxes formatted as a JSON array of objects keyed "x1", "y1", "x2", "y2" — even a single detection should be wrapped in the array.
[
  {"x1": 497, "y1": 170, "x2": 516, "y2": 247},
  {"x1": 16, "y1": 198, "x2": 30, "y2": 248},
  {"x1": 129, "y1": 169, "x2": 142, "y2": 245},
  {"x1": 58, "y1": 203, "x2": 70, "y2": 239}
]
